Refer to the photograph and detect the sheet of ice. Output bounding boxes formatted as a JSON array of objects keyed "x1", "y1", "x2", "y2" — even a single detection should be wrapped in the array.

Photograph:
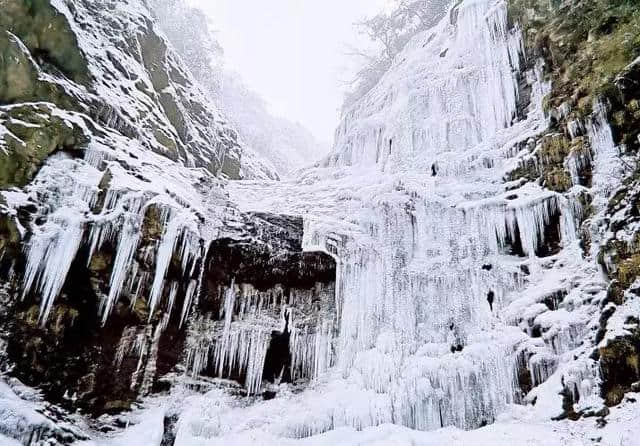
[
  {"x1": 214, "y1": 0, "x2": 615, "y2": 439},
  {"x1": 219, "y1": 0, "x2": 571, "y2": 436},
  {"x1": 0, "y1": 0, "x2": 629, "y2": 442}
]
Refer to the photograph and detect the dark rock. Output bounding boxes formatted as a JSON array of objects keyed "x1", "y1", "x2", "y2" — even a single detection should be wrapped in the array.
[
  {"x1": 535, "y1": 205, "x2": 562, "y2": 258},
  {"x1": 552, "y1": 383, "x2": 581, "y2": 421},
  {"x1": 541, "y1": 290, "x2": 567, "y2": 311},
  {"x1": 0, "y1": 103, "x2": 90, "y2": 188},
  {"x1": 263, "y1": 312, "x2": 293, "y2": 384},
  {"x1": 502, "y1": 221, "x2": 526, "y2": 257},
  {"x1": 160, "y1": 414, "x2": 179, "y2": 446},
  {"x1": 263, "y1": 390, "x2": 277, "y2": 400},
  {"x1": 516, "y1": 351, "x2": 533, "y2": 399},
  {"x1": 599, "y1": 332, "x2": 640, "y2": 406}
]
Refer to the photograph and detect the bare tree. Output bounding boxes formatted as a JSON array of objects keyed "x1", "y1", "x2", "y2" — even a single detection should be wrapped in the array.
[{"x1": 343, "y1": 0, "x2": 451, "y2": 113}]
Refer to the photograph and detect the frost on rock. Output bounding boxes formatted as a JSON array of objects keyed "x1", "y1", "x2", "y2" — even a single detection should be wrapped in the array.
[
  {"x1": 0, "y1": 91, "x2": 337, "y2": 418},
  {"x1": 0, "y1": 0, "x2": 633, "y2": 443}
]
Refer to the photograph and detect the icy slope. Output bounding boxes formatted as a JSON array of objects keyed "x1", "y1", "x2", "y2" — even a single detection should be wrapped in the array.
[{"x1": 213, "y1": 0, "x2": 624, "y2": 440}]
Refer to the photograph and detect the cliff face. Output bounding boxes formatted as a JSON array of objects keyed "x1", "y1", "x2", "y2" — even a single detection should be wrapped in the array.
[
  {"x1": 0, "y1": 1, "x2": 335, "y2": 444},
  {"x1": 1, "y1": 0, "x2": 640, "y2": 445},
  {"x1": 0, "y1": 0, "x2": 248, "y2": 179},
  {"x1": 507, "y1": 0, "x2": 640, "y2": 411}
]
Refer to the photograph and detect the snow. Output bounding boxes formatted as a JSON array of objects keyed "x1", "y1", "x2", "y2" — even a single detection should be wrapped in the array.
[
  {"x1": 0, "y1": 0, "x2": 635, "y2": 443},
  {"x1": 0, "y1": 435, "x2": 21, "y2": 446},
  {"x1": 65, "y1": 387, "x2": 640, "y2": 446},
  {"x1": 0, "y1": 378, "x2": 78, "y2": 445}
]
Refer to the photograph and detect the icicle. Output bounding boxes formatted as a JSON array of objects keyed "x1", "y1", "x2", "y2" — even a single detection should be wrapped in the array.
[
  {"x1": 528, "y1": 353, "x2": 557, "y2": 387},
  {"x1": 166, "y1": 281, "x2": 179, "y2": 317},
  {"x1": 86, "y1": 223, "x2": 112, "y2": 266},
  {"x1": 22, "y1": 218, "x2": 84, "y2": 324},
  {"x1": 180, "y1": 280, "x2": 198, "y2": 328},
  {"x1": 130, "y1": 326, "x2": 153, "y2": 391},
  {"x1": 179, "y1": 243, "x2": 209, "y2": 328},
  {"x1": 147, "y1": 208, "x2": 174, "y2": 319},
  {"x1": 566, "y1": 148, "x2": 591, "y2": 187},
  {"x1": 148, "y1": 210, "x2": 202, "y2": 320},
  {"x1": 216, "y1": 282, "x2": 237, "y2": 376},
  {"x1": 101, "y1": 202, "x2": 144, "y2": 325},
  {"x1": 140, "y1": 324, "x2": 162, "y2": 395},
  {"x1": 114, "y1": 326, "x2": 142, "y2": 371},
  {"x1": 589, "y1": 99, "x2": 623, "y2": 204},
  {"x1": 290, "y1": 319, "x2": 335, "y2": 381}
]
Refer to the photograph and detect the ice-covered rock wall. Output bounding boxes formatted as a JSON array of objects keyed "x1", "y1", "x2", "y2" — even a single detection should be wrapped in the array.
[
  {"x1": 327, "y1": 0, "x2": 524, "y2": 172},
  {"x1": 0, "y1": 118, "x2": 337, "y2": 415},
  {"x1": 0, "y1": 0, "x2": 275, "y2": 180},
  {"x1": 0, "y1": 0, "x2": 335, "y2": 437},
  {"x1": 219, "y1": 0, "x2": 618, "y2": 439},
  {"x1": 0, "y1": 0, "x2": 636, "y2": 444}
]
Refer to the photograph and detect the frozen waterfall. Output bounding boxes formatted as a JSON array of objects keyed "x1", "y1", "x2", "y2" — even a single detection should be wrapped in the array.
[
  {"x1": 5, "y1": 0, "x2": 619, "y2": 442},
  {"x1": 221, "y1": 0, "x2": 587, "y2": 436}
]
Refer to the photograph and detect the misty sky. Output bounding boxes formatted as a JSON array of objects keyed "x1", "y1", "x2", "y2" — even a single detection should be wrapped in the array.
[{"x1": 188, "y1": 0, "x2": 389, "y2": 143}]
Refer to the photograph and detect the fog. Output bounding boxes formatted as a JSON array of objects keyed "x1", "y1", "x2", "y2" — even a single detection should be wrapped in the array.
[{"x1": 188, "y1": 0, "x2": 390, "y2": 142}]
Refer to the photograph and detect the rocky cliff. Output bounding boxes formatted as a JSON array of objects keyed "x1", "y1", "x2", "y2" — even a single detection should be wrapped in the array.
[
  {"x1": 0, "y1": 1, "x2": 334, "y2": 444},
  {"x1": 508, "y1": 0, "x2": 640, "y2": 412}
]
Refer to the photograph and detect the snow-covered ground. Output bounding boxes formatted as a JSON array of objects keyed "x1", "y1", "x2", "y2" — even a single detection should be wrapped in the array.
[{"x1": 71, "y1": 387, "x2": 639, "y2": 445}]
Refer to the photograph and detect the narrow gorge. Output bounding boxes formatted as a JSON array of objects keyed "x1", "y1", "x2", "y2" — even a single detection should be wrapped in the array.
[{"x1": 0, "y1": 0, "x2": 639, "y2": 444}]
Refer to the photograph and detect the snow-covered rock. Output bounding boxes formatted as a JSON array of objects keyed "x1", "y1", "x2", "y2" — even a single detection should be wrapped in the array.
[
  {"x1": 0, "y1": 0, "x2": 639, "y2": 444},
  {"x1": 0, "y1": 0, "x2": 248, "y2": 179}
]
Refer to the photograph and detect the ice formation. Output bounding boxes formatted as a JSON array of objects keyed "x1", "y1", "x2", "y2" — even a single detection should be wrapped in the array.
[
  {"x1": 0, "y1": 0, "x2": 636, "y2": 444},
  {"x1": 205, "y1": 0, "x2": 627, "y2": 439},
  {"x1": 218, "y1": 0, "x2": 594, "y2": 436},
  {"x1": 16, "y1": 135, "x2": 217, "y2": 327}
]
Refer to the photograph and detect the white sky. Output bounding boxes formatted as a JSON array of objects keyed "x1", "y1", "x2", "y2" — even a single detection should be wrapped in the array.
[{"x1": 188, "y1": 0, "x2": 389, "y2": 143}]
